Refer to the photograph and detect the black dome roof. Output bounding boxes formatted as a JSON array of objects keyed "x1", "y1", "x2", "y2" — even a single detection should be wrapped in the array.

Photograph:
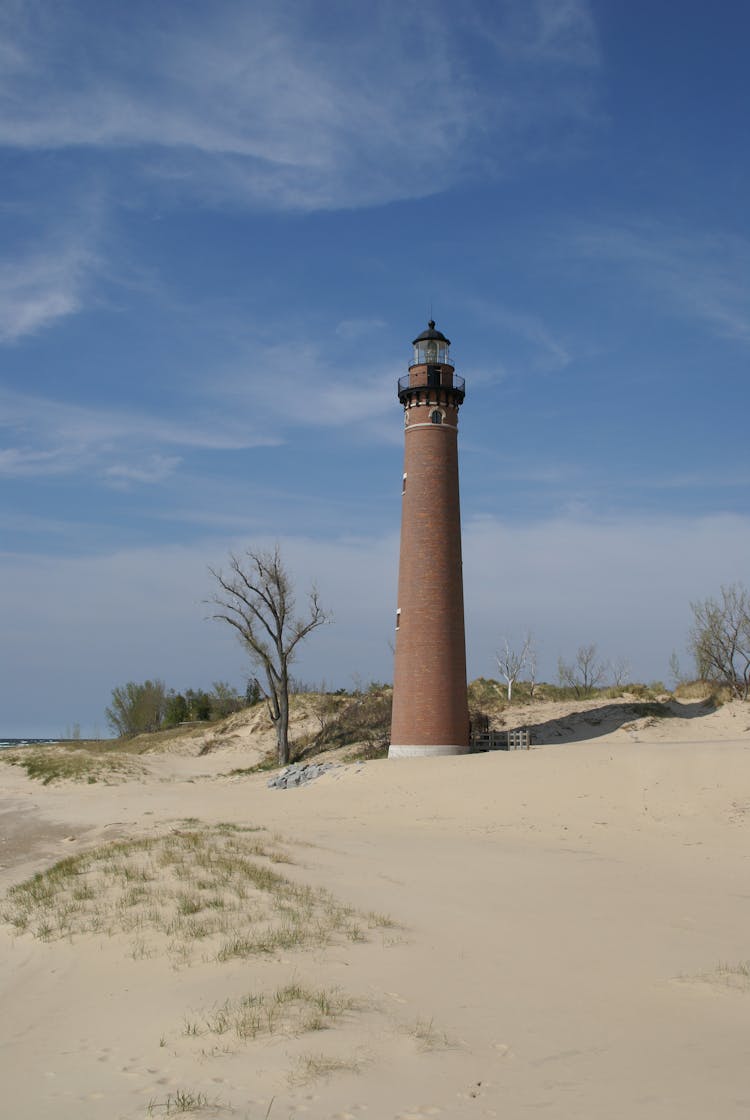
[{"x1": 412, "y1": 320, "x2": 450, "y2": 346}]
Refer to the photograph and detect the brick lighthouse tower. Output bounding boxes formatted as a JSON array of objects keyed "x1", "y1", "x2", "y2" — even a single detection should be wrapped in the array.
[{"x1": 389, "y1": 321, "x2": 470, "y2": 758}]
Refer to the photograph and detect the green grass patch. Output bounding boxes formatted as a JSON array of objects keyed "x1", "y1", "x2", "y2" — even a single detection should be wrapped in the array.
[
  {"x1": 1, "y1": 824, "x2": 394, "y2": 965},
  {"x1": 146, "y1": 1088, "x2": 215, "y2": 1115},
  {"x1": 0, "y1": 746, "x2": 145, "y2": 785},
  {"x1": 194, "y1": 982, "x2": 360, "y2": 1042}
]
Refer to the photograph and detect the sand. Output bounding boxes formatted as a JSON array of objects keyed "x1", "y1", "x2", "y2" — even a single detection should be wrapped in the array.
[{"x1": 1, "y1": 698, "x2": 750, "y2": 1119}]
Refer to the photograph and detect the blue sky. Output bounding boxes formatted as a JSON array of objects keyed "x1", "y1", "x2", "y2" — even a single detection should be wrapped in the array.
[{"x1": 2, "y1": 0, "x2": 749, "y2": 737}]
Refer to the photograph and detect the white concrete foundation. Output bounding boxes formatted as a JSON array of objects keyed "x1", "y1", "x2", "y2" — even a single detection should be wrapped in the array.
[{"x1": 388, "y1": 743, "x2": 470, "y2": 759}]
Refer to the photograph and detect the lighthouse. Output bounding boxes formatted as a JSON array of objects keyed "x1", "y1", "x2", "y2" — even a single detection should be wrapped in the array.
[{"x1": 389, "y1": 321, "x2": 470, "y2": 758}]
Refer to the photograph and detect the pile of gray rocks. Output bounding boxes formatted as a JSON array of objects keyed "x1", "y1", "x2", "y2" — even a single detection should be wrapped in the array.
[{"x1": 267, "y1": 761, "x2": 339, "y2": 790}]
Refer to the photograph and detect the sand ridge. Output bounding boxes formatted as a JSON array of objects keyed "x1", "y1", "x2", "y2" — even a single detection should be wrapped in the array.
[{"x1": 1, "y1": 699, "x2": 750, "y2": 1118}]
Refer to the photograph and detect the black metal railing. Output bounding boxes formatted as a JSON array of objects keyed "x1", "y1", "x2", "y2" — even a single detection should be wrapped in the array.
[{"x1": 398, "y1": 373, "x2": 465, "y2": 395}]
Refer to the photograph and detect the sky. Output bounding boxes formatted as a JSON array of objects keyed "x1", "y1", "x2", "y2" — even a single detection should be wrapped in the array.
[{"x1": 2, "y1": 0, "x2": 749, "y2": 737}]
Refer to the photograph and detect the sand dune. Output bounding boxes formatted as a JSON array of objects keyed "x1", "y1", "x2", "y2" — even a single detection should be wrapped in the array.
[{"x1": 1, "y1": 699, "x2": 749, "y2": 1119}]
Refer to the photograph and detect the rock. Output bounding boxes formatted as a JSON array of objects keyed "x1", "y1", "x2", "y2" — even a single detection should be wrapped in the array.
[{"x1": 268, "y1": 760, "x2": 338, "y2": 790}]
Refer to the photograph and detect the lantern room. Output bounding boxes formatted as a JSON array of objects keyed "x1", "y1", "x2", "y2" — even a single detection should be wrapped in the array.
[{"x1": 410, "y1": 320, "x2": 452, "y2": 368}]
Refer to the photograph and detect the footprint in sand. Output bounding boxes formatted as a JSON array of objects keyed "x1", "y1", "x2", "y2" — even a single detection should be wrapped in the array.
[{"x1": 492, "y1": 1042, "x2": 513, "y2": 1059}]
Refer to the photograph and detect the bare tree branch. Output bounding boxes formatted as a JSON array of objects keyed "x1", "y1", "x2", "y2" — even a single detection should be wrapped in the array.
[
  {"x1": 689, "y1": 584, "x2": 750, "y2": 700},
  {"x1": 609, "y1": 655, "x2": 631, "y2": 690},
  {"x1": 208, "y1": 545, "x2": 330, "y2": 764},
  {"x1": 558, "y1": 643, "x2": 607, "y2": 698},
  {"x1": 496, "y1": 632, "x2": 534, "y2": 701}
]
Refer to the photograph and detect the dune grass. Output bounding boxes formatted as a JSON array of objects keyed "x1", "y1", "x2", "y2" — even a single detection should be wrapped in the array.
[
  {"x1": 146, "y1": 1088, "x2": 214, "y2": 1115},
  {"x1": 290, "y1": 1052, "x2": 363, "y2": 1085},
  {"x1": 1, "y1": 823, "x2": 393, "y2": 965},
  {"x1": 187, "y1": 982, "x2": 361, "y2": 1043},
  {"x1": 711, "y1": 961, "x2": 750, "y2": 990},
  {"x1": 0, "y1": 745, "x2": 146, "y2": 785},
  {"x1": 0, "y1": 722, "x2": 217, "y2": 785},
  {"x1": 408, "y1": 1015, "x2": 455, "y2": 1051}
]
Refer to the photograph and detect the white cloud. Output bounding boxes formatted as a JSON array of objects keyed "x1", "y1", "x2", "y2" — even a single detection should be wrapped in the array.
[
  {"x1": 0, "y1": 240, "x2": 98, "y2": 341},
  {"x1": 0, "y1": 1, "x2": 602, "y2": 212},
  {"x1": 0, "y1": 446, "x2": 69, "y2": 477},
  {"x1": 3, "y1": 509, "x2": 749, "y2": 736},
  {"x1": 104, "y1": 455, "x2": 183, "y2": 487},
  {"x1": 218, "y1": 339, "x2": 397, "y2": 436},
  {"x1": 472, "y1": 0, "x2": 600, "y2": 67},
  {"x1": 0, "y1": 389, "x2": 279, "y2": 481},
  {"x1": 533, "y1": 0, "x2": 600, "y2": 65}
]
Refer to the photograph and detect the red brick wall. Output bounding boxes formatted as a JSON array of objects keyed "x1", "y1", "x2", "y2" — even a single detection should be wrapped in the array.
[{"x1": 390, "y1": 392, "x2": 470, "y2": 750}]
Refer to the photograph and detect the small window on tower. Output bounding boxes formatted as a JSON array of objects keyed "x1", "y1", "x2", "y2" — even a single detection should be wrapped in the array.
[
  {"x1": 431, "y1": 410, "x2": 443, "y2": 425},
  {"x1": 395, "y1": 608, "x2": 401, "y2": 631},
  {"x1": 402, "y1": 473, "x2": 407, "y2": 494}
]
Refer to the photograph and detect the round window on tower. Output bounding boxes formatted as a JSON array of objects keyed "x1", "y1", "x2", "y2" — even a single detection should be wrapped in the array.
[{"x1": 431, "y1": 409, "x2": 444, "y2": 425}]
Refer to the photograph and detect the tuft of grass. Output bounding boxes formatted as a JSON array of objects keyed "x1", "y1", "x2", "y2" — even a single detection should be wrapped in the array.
[
  {"x1": 290, "y1": 1052, "x2": 362, "y2": 1085},
  {"x1": 2, "y1": 824, "x2": 394, "y2": 966},
  {"x1": 228, "y1": 754, "x2": 279, "y2": 776},
  {"x1": 713, "y1": 960, "x2": 750, "y2": 988},
  {"x1": 193, "y1": 984, "x2": 360, "y2": 1044},
  {"x1": 343, "y1": 742, "x2": 389, "y2": 762},
  {"x1": 366, "y1": 910, "x2": 400, "y2": 930},
  {"x1": 408, "y1": 1016, "x2": 453, "y2": 1051},
  {"x1": 679, "y1": 960, "x2": 750, "y2": 994},
  {"x1": 672, "y1": 679, "x2": 728, "y2": 703},
  {"x1": 0, "y1": 746, "x2": 145, "y2": 785},
  {"x1": 146, "y1": 1088, "x2": 212, "y2": 1114}
]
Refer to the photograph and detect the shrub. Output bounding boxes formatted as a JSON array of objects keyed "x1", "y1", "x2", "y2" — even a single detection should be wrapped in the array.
[
  {"x1": 106, "y1": 680, "x2": 168, "y2": 738},
  {"x1": 304, "y1": 687, "x2": 392, "y2": 758}
]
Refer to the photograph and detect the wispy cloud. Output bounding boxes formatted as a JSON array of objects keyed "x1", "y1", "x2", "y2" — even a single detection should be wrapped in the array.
[
  {"x1": 104, "y1": 455, "x2": 183, "y2": 487},
  {"x1": 569, "y1": 223, "x2": 750, "y2": 347},
  {"x1": 0, "y1": 238, "x2": 98, "y2": 342},
  {"x1": 464, "y1": 297, "x2": 572, "y2": 376},
  {"x1": 469, "y1": 0, "x2": 599, "y2": 67},
  {"x1": 215, "y1": 332, "x2": 398, "y2": 437},
  {"x1": 0, "y1": 389, "x2": 279, "y2": 481},
  {"x1": 532, "y1": 0, "x2": 600, "y2": 65},
  {"x1": 0, "y1": 1, "x2": 602, "y2": 212}
]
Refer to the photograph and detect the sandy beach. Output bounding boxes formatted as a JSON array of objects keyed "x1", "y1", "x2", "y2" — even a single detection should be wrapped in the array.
[{"x1": 1, "y1": 698, "x2": 750, "y2": 1119}]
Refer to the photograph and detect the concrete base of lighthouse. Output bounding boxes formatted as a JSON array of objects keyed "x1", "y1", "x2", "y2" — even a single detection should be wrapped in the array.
[{"x1": 388, "y1": 743, "x2": 470, "y2": 759}]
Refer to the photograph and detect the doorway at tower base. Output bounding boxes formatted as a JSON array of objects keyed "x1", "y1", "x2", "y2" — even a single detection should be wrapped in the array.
[{"x1": 388, "y1": 743, "x2": 470, "y2": 759}]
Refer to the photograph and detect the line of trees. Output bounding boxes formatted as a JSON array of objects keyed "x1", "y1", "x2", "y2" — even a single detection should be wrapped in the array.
[
  {"x1": 498, "y1": 582, "x2": 750, "y2": 703},
  {"x1": 106, "y1": 679, "x2": 252, "y2": 738},
  {"x1": 106, "y1": 552, "x2": 750, "y2": 754}
]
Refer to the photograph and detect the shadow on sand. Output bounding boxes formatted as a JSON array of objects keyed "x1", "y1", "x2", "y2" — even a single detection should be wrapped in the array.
[{"x1": 499, "y1": 699, "x2": 717, "y2": 747}]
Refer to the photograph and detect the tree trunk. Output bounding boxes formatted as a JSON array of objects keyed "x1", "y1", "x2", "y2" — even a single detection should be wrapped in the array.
[{"x1": 276, "y1": 683, "x2": 290, "y2": 766}]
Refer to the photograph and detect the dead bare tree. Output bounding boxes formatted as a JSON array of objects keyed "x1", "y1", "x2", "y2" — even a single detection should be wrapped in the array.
[
  {"x1": 689, "y1": 583, "x2": 750, "y2": 700},
  {"x1": 496, "y1": 632, "x2": 534, "y2": 701},
  {"x1": 558, "y1": 643, "x2": 607, "y2": 698},
  {"x1": 209, "y1": 546, "x2": 329, "y2": 764},
  {"x1": 609, "y1": 655, "x2": 631, "y2": 690},
  {"x1": 526, "y1": 644, "x2": 538, "y2": 698}
]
